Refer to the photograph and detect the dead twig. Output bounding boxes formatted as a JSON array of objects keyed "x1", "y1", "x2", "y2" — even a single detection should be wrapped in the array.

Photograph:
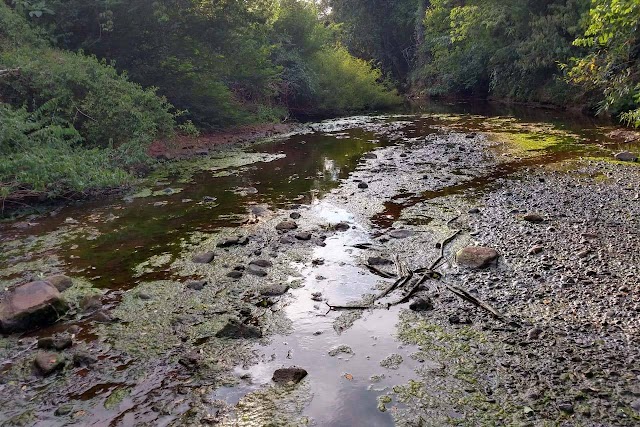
[
  {"x1": 444, "y1": 283, "x2": 516, "y2": 325},
  {"x1": 364, "y1": 264, "x2": 396, "y2": 279}
]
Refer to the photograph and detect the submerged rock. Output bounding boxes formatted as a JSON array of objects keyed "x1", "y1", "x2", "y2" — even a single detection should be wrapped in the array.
[
  {"x1": 380, "y1": 353, "x2": 403, "y2": 370},
  {"x1": 456, "y1": 246, "x2": 499, "y2": 269},
  {"x1": 215, "y1": 319, "x2": 262, "y2": 339},
  {"x1": 275, "y1": 220, "x2": 298, "y2": 231},
  {"x1": 192, "y1": 252, "x2": 215, "y2": 264},
  {"x1": 34, "y1": 352, "x2": 65, "y2": 376},
  {"x1": 45, "y1": 275, "x2": 73, "y2": 292},
  {"x1": 0, "y1": 281, "x2": 68, "y2": 333},
  {"x1": 614, "y1": 151, "x2": 638, "y2": 162},
  {"x1": 272, "y1": 367, "x2": 307, "y2": 384}
]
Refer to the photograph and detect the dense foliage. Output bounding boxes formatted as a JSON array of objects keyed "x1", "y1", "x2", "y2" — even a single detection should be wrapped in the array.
[
  {"x1": 0, "y1": 0, "x2": 399, "y2": 202},
  {"x1": 326, "y1": 0, "x2": 640, "y2": 127}
]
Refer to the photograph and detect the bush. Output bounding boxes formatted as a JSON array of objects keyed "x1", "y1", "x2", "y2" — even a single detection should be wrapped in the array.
[
  {"x1": 309, "y1": 46, "x2": 401, "y2": 115},
  {"x1": 0, "y1": 105, "x2": 130, "y2": 199}
]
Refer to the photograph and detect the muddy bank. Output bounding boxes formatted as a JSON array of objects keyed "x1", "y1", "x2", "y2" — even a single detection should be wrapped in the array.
[{"x1": 1, "y1": 110, "x2": 639, "y2": 426}]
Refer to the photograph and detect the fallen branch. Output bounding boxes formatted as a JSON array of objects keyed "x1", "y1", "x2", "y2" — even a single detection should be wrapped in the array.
[
  {"x1": 429, "y1": 229, "x2": 462, "y2": 270},
  {"x1": 364, "y1": 264, "x2": 396, "y2": 279},
  {"x1": 444, "y1": 283, "x2": 515, "y2": 325}
]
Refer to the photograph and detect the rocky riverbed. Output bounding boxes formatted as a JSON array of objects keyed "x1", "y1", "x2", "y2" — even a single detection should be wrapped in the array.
[{"x1": 0, "y1": 107, "x2": 639, "y2": 426}]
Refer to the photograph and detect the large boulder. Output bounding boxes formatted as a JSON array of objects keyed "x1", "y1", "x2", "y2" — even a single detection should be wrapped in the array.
[
  {"x1": 0, "y1": 281, "x2": 68, "y2": 333},
  {"x1": 455, "y1": 247, "x2": 499, "y2": 269}
]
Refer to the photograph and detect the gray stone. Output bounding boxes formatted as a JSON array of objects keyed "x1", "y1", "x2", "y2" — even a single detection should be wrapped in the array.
[
  {"x1": 389, "y1": 229, "x2": 414, "y2": 239},
  {"x1": 290, "y1": 212, "x2": 301, "y2": 219},
  {"x1": 295, "y1": 232, "x2": 312, "y2": 241},
  {"x1": 358, "y1": 182, "x2": 369, "y2": 189},
  {"x1": 261, "y1": 284, "x2": 290, "y2": 297},
  {"x1": 80, "y1": 294, "x2": 102, "y2": 313},
  {"x1": 247, "y1": 265, "x2": 268, "y2": 277},
  {"x1": 192, "y1": 252, "x2": 215, "y2": 264},
  {"x1": 38, "y1": 334, "x2": 73, "y2": 351},
  {"x1": 186, "y1": 280, "x2": 207, "y2": 291},
  {"x1": 227, "y1": 271, "x2": 243, "y2": 279},
  {"x1": 272, "y1": 367, "x2": 307, "y2": 384},
  {"x1": 456, "y1": 247, "x2": 499, "y2": 269},
  {"x1": 276, "y1": 220, "x2": 298, "y2": 231},
  {"x1": 45, "y1": 275, "x2": 73, "y2": 292},
  {"x1": 614, "y1": 151, "x2": 638, "y2": 162},
  {"x1": 523, "y1": 213, "x2": 545, "y2": 223},
  {"x1": 0, "y1": 281, "x2": 68, "y2": 333},
  {"x1": 34, "y1": 352, "x2": 65, "y2": 376},
  {"x1": 250, "y1": 259, "x2": 273, "y2": 268},
  {"x1": 334, "y1": 222, "x2": 351, "y2": 232}
]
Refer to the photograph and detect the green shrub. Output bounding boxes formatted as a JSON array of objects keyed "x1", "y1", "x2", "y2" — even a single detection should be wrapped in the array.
[
  {"x1": 0, "y1": 104, "x2": 131, "y2": 198},
  {"x1": 309, "y1": 46, "x2": 401, "y2": 115}
]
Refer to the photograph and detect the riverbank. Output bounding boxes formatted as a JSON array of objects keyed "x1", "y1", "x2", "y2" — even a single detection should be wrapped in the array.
[{"x1": 0, "y1": 112, "x2": 639, "y2": 426}]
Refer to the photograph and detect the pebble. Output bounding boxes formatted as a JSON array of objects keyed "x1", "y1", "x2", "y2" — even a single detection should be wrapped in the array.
[
  {"x1": 272, "y1": 367, "x2": 307, "y2": 384},
  {"x1": 276, "y1": 220, "x2": 298, "y2": 231},
  {"x1": 192, "y1": 252, "x2": 215, "y2": 264}
]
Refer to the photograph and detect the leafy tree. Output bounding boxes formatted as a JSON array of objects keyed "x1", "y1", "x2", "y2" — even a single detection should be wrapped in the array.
[{"x1": 567, "y1": 0, "x2": 640, "y2": 127}]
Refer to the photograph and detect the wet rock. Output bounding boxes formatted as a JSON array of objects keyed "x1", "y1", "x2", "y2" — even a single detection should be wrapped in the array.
[
  {"x1": 455, "y1": 247, "x2": 499, "y2": 269},
  {"x1": 409, "y1": 297, "x2": 434, "y2": 312},
  {"x1": 0, "y1": 281, "x2": 68, "y2": 333},
  {"x1": 290, "y1": 212, "x2": 301, "y2": 219},
  {"x1": 80, "y1": 294, "x2": 102, "y2": 313},
  {"x1": 363, "y1": 153, "x2": 378, "y2": 159},
  {"x1": 311, "y1": 292, "x2": 323, "y2": 302},
  {"x1": 631, "y1": 399, "x2": 640, "y2": 413},
  {"x1": 250, "y1": 259, "x2": 273, "y2": 268},
  {"x1": 523, "y1": 213, "x2": 545, "y2": 223},
  {"x1": 389, "y1": 229, "x2": 414, "y2": 239},
  {"x1": 261, "y1": 284, "x2": 289, "y2": 297},
  {"x1": 186, "y1": 280, "x2": 207, "y2": 291},
  {"x1": 367, "y1": 257, "x2": 393, "y2": 266},
  {"x1": 272, "y1": 367, "x2": 307, "y2": 384},
  {"x1": 614, "y1": 151, "x2": 638, "y2": 162},
  {"x1": 38, "y1": 334, "x2": 73, "y2": 351},
  {"x1": 380, "y1": 353, "x2": 403, "y2": 370},
  {"x1": 45, "y1": 275, "x2": 73, "y2": 292},
  {"x1": 215, "y1": 319, "x2": 262, "y2": 339},
  {"x1": 334, "y1": 222, "x2": 351, "y2": 232},
  {"x1": 358, "y1": 182, "x2": 369, "y2": 189},
  {"x1": 72, "y1": 351, "x2": 98, "y2": 367},
  {"x1": 468, "y1": 208, "x2": 481, "y2": 214},
  {"x1": 136, "y1": 292, "x2": 152, "y2": 300},
  {"x1": 192, "y1": 252, "x2": 215, "y2": 264},
  {"x1": 276, "y1": 220, "x2": 298, "y2": 231},
  {"x1": 328, "y1": 345, "x2": 354, "y2": 357},
  {"x1": 34, "y1": 352, "x2": 65, "y2": 376},
  {"x1": 226, "y1": 271, "x2": 243, "y2": 279},
  {"x1": 247, "y1": 265, "x2": 268, "y2": 277},
  {"x1": 295, "y1": 232, "x2": 312, "y2": 241}
]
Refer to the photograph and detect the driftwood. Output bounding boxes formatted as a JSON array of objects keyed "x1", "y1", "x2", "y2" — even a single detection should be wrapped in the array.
[
  {"x1": 364, "y1": 264, "x2": 396, "y2": 279},
  {"x1": 443, "y1": 283, "x2": 512, "y2": 324}
]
